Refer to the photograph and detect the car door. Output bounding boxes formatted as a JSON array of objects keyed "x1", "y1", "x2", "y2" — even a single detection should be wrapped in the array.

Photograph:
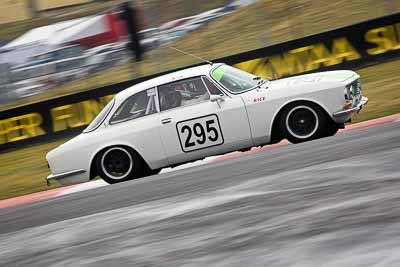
[
  {"x1": 158, "y1": 76, "x2": 253, "y2": 165},
  {"x1": 107, "y1": 88, "x2": 169, "y2": 169}
]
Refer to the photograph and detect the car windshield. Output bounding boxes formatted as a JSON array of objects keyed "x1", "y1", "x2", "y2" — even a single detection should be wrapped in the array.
[{"x1": 211, "y1": 65, "x2": 265, "y2": 93}]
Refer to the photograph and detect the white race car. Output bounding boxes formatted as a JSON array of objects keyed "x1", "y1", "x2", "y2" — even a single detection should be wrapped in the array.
[{"x1": 46, "y1": 63, "x2": 368, "y2": 185}]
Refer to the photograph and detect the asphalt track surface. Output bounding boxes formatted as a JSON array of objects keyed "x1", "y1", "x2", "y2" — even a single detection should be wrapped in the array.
[{"x1": 1, "y1": 120, "x2": 400, "y2": 266}]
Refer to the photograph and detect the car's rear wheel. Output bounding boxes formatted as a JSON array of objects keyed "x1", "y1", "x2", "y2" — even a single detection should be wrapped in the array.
[
  {"x1": 279, "y1": 102, "x2": 330, "y2": 144},
  {"x1": 96, "y1": 146, "x2": 144, "y2": 184}
]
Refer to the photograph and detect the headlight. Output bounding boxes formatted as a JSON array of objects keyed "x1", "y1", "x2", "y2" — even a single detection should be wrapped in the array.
[
  {"x1": 344, "y1": 79, "x2": 362, "y2": 102},
  {"x1": 344, "y1": 84, "x2": 353, "y2": 101}
]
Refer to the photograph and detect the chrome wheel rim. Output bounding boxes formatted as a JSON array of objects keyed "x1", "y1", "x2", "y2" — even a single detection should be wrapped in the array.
[
  {"x1": 286, "y1": 105, "x2": 319, "y2": 139},
  {"x1": 101, "y1": 147, "x2": 133, "y2": 180}
]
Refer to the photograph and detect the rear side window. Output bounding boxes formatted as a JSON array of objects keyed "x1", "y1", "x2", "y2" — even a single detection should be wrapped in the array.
[
  {"x1": 158, "y1": 77, "x2": 210, "y2": 111},
  {"x1": 83, "y1": 99, "x2": 115, "y2": 133},
  {"x1": 110, "y1": 88, "x2": 157, "y2": 124}
]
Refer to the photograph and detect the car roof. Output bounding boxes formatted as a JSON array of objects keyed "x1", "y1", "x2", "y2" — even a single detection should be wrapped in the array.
[{"x1": 116, "y1": 63, "x2": 222, "y2": 100}]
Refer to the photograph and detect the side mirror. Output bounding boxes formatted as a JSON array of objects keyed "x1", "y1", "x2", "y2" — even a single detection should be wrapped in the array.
[{"x1": 210, "y1": 94, "x2": 224, "y2": 102}]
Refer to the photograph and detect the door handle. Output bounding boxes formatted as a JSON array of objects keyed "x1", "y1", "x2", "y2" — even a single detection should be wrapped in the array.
[{"x1": 161, "y1": 118, "x2": 172, "y2": 124}]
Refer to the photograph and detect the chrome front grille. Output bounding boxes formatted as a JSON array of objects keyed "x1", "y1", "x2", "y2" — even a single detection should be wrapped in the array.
[
  {"x1": 350, "y1": 79, "x2": 362, "y2": 103},
  {"x1": 352, "y1": 79, "x2": 361, "y2": 96}
]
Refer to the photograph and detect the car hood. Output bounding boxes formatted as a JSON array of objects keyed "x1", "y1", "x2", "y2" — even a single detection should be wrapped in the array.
[{"x1": 269, "y1": 70, "x2": 357, "y2": 89}]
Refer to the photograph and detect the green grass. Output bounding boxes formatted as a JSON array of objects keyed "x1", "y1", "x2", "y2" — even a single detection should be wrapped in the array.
[
  {"x1": 0, "y1": 138, "x2": 67, "y2": 200},
  {"x1": 1, "y1": 58, "x2": 400, "y2": 200},
  {"x1": 351, "y1": 59, "x2": 400, "y2": 123}
]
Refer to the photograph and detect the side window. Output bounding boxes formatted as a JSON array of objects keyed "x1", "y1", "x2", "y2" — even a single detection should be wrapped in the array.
[
  {"x1": 110, "y1": 88, "x2": 157, "y2": 124},
  {"x1": 202, "y1": 77, "x2": 224, "y2": 96},
  {"x1": 158, "y1": 77, "x2": 210, "y2": 111}
]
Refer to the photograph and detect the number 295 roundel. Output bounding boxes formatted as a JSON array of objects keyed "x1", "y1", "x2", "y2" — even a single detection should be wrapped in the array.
[
  {"x1": 177, "y1": 114, "x2": 224, "y2": 152},
  {"x1": 47, "y1": 63, "x2": 368, "y2": 185}
]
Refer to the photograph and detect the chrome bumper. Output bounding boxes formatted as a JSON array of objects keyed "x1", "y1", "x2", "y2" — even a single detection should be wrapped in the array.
[
  {"x1": 333, "y1": 96, "x2": 369, "y2": 119},
  {"x1": 46, "y1": 169, "x2": 86, "y2": 185}
]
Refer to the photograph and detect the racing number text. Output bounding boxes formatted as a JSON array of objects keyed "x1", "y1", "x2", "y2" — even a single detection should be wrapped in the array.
[{"x1": 177, "y1": 114, "x2": 224, "y2": 152}]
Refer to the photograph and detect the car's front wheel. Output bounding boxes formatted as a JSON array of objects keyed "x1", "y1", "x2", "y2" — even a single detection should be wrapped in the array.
[
  {"x1": 96, "y1": 146, "x2": 144, "y2": 184},
  {"x1": 279, "y1": 102, "x2": 332, "y2": 144}
]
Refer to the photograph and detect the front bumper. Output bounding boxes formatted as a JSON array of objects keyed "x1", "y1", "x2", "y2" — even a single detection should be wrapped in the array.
[{"x1": 332, "y1": 96, "x2": 368, "y2": 122}]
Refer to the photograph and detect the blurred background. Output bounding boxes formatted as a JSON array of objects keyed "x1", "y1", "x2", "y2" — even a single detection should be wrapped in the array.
[
  {"x1": 0, "y1": 0, "x2": 399, "y2": 109},
  {"x1": 1, "y1": 0, "x2": 400, "y2": 200},
  {"x1": 0, "y1": 0, "x2": 254, "y2": 108}
]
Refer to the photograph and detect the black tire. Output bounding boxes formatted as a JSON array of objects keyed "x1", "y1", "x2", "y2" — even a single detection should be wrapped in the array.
[
  {"x1": 96, "y1": 146, "x2": 145, "y2": 184},
  {"x1": 279, "y1": 102, "x2": 330, "y2": 144},
  {"x1": 325, "y1": 123, "x2": 340, "y2": 137}
]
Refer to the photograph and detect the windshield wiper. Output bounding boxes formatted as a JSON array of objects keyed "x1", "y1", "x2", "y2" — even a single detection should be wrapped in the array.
[
  {"x1": 253, "y1": 76, "x2": 268, "y2": 85},
  {"x1": 247, "y1": 79, "x2": 268, "y2": 91}
]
